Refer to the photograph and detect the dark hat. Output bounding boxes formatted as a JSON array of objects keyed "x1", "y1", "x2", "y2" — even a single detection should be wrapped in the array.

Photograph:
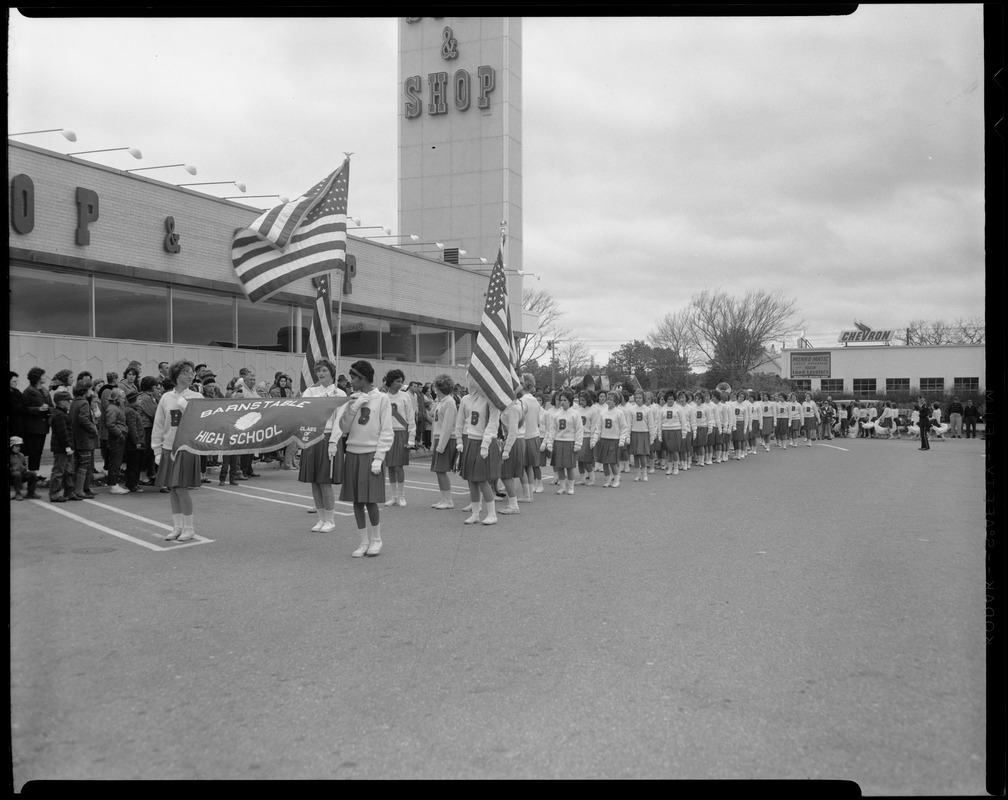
[
  {"x1": 201, "y1": 374, "x2": 217, "y2": 385},
  {"x1": 349, "y1": 360, "x2": 374, "y2": 383},
  {"x1": 53, "y1": 389, "x2": 72, "y2": 403},
  {"x1": 126, "y1": 390, "x2": 140, "y2": 403}
]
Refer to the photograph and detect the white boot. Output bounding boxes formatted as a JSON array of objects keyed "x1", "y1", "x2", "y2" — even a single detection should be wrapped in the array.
[
  {"x1": 482, "y1": 498, "x2": 497, "y2": 525},
  {"x1": 352, "y1": 528, "x2": 369, "y2": 557},
  {"x1": 366, "y1": 523, "x2": 382, "y2": 556},
  {"x1": 319, "y1": 509, "x2": 335, "y2": 533}
]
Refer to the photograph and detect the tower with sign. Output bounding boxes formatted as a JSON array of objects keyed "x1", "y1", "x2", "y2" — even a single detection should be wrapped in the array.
[{"x1": 398, "y1": 17, "x2": 525, "y2": 328}]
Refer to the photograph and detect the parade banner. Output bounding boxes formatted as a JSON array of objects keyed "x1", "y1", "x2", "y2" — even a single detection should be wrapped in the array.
[{"x1": 173, "y1": 396, "x2": 349, "y2": 456}]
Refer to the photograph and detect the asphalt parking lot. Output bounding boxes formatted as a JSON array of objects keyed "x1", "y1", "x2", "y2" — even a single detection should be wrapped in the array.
[{"x1": 10, "y1": 436, "x2": 993, "y2": 791}]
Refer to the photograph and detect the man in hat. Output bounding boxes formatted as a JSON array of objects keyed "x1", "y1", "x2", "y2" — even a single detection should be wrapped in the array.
[{"x1": 47, "y1": 389, "x2": 76, "y2": 502}]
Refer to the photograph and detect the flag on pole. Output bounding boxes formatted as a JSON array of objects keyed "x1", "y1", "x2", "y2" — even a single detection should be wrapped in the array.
[
  {"x1": 231, "y1": 159, "x2": 349, "y2": 303},
  {"x1": 300, "y1": 274, "x2": 334, "y2": 394},
  {"x1": 467, "y1": 247, "x2": 521, "y2": 411}
]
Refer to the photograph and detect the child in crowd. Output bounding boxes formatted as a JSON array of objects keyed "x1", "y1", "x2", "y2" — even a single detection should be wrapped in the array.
[{"x1": 10, "y1": 437, "x2": 28, "y2": 500}]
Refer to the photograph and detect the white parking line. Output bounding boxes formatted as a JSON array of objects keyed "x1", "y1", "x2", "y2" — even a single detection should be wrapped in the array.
[
  {"x1": 30, "y1": 499, "x2": 212, "y2": 550},
  {"x1": 206, "y1": 485, "x2": 354, "y2": 516},
  {"x1": 818, "y1": 443, "x2": 850, "y2": 451}
]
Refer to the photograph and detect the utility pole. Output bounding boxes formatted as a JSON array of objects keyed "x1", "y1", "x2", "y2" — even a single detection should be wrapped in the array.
[{"x1": 548, "y1": 339, "x2": 557, "y2": 392}]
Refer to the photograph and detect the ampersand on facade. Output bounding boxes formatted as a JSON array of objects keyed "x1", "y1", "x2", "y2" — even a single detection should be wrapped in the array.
[
  {"x1": 441, "y1": 26, "x2": 458, "y2": 60},
  {"x1": 163, "y1": 216, "x2": 181, "y2": 254}
]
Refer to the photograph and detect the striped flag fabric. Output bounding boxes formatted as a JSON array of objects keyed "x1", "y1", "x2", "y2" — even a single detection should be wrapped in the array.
[
  {"x1": 466, "y1": 247, "x2": 520, "y2": 411},
  {"x1": 231, "y1": 159, "x2": 349, "y2": 303},
  {"x1": 300, "y1": 274, "x2": 334, "y2": 394}
]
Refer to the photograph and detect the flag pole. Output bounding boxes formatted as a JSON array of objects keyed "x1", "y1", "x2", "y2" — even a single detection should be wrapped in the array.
[{"x1": 335, "y1": 269, "x2": 344, "y2": 368}]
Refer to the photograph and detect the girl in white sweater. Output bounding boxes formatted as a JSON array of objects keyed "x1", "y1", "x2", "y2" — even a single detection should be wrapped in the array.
[{"x1": 151, "y1": 360, "x2": 204, "y2": 542}]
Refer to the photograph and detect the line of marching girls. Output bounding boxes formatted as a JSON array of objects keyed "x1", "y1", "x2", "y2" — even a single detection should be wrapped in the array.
[{"x1": 150, "y1": 357, "x2": 832, "y2": 557}]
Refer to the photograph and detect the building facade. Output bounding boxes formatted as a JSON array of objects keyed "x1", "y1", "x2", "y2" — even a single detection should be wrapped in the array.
[
  {"x1": 11, "y1": 17, "x2": 535, "y2": 389},
  {"x1": 8, "y1": 140, "x2": 526, "y2": 389},
  {"x1": 772, "y1": 343, "x2": 986, "y2": 398},
  {"x1": 398, "y1": 17, "x2": 529, "y2": 336}
]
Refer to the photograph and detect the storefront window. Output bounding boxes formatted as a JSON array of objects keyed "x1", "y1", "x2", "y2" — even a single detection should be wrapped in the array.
[
  {"x1": 886, "y1": 378, "x2": 910, "y2": 393},
  {"x1": 10, "y1": 266, "x2": 90, "y2": 337},
  {"x1": 384, "y1": 320, "x2": 416, "y2": 363},
  {"x1": 852, "y1": 378, "x2": 877, "y2": 396},
  {"x1": 417, "y1": 325, "x2": 452, "y2": 365},
  {"x1": 453, "y1": 331, "x2": 473, "y2": 367},
  {"x1": 238, "y1": 299, "x2": 293, "y2": 352},
  {"x1": 338, "y1": 312, "x2": 382, "y2": 360},
  {"x1": 920, "y1": 377, "x2": 944, "y2": 392},
  {"x1": 820, "y1": 379, "x2": 843, "y2": 394},
  {"x1": 172, "y1": 288, "x2": 235, "y2": 347},
  {"x1": 95, "y1": 276, "x2": 168, "y2": 342}
]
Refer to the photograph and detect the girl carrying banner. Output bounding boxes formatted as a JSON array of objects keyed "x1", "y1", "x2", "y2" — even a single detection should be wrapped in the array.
[
  {"x1": 300, "y1": 359, "x2": 345, "y2": 533},
  {"x1": 152, "y1": 360, "x2": 204, "y2": 542}
]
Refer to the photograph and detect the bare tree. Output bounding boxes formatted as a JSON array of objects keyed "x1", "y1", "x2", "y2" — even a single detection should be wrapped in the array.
[
  {"x1": 648, "y1": 308, "x2": 705, "y2": 371},
  {"x1": 687, "y1": 289, "x2": 803, "y2": 386},
  {"x1": 905, "y1": 317, "x2": 985, "y2": 345},
  {"x1": 515, "y1": 288, "x2": 571, "y2": 372},
  {"x1": 556, "y1": 338, "x2": 593, "y2": 386}
]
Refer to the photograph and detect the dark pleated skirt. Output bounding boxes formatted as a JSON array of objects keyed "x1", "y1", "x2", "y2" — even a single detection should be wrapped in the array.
[
  {"x1": 459, "y1": 435, "x2": 501, "y2": 482},
  {"x1": 385, "y1": 429, "x2": 410, "y2": 467},
  {"x1": 156, "y1": 448, "x2": 202, "y2": 489},
  {"x1": 596, "y1": 437, "x2": 620, "y2": 465},
  {"x1": 549, "y1": 439, "x2": 576, "y2": 469},
  {"x1": 298, "y1": 434, "x2": 332, "y2": 484},
  {"x1": 501, "y1": 438, "x2": 525, "y2": 479},
  {"x1": 629, "y1": 430, "x2": 651, "y2": 456},
  {"x1": 429, "y1": 436, "x2": 457, "y2": 473},
  {"x1": 694, "y1": 427, "x2": 708, "y2": 448},
  {"x1": 577, "y1": 435, "x2": 595, "y2": 465},
  {"x1": 339, "y1": 450, "x2": 386, "y2": 504},
  {"x1": 661, "y1": 429, "x2": 682, "y2": 454},
  {"x1": 776, "y1": 419, "x2": 789, "y2": 438},
  {"x1": 733, "y1": 421, "x2": 745, "y2": 442},
  {"x1": 522, "y1": 437, "x2": 541, "y2": 467}
]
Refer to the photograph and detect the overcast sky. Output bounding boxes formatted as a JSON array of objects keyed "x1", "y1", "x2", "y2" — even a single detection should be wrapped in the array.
[{"x1": 8, "y1": 7, "x2": 986, "y2": 363}]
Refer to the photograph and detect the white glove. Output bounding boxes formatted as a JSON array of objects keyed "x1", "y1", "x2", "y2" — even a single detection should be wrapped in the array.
[
  {"x1": 457, "y1": 441, "x2": 464, "y2": 453},
  {"x1": 480, "y1": 444, "x2": 489, "y2": 459},
  {"x1": 370, "y1": 459, "x2": 382, "y2": 475},
  {"x1": 351, "y1": 395, "x2": 367, "y2": 413},
  {"x1": 539, "y1": 441, "x2": 547, "y2": 452},
  {"x1": 327, "y1": 441, "x2": 340, "y2": 459},
  {"x1": 501, "y1": 447, "x2": 509, "y2": 460},
  {"x1": 407, "y1": 438, "x2": 415, "y2": 449},
  {"x1": 65, "y1": 447, "x2": 74, "y2": 456}
]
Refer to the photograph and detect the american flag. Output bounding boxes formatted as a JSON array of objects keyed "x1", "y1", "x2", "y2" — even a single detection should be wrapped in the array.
[
  {"x1": 300, "y1": 274, "x2": 334, "y2": 393},
  {"x1": 231, "y1": 159, "x2": 349, "y2": 303},
  {"x1": 467, "y1": 247, "x2": 520, "y2": 410}
]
